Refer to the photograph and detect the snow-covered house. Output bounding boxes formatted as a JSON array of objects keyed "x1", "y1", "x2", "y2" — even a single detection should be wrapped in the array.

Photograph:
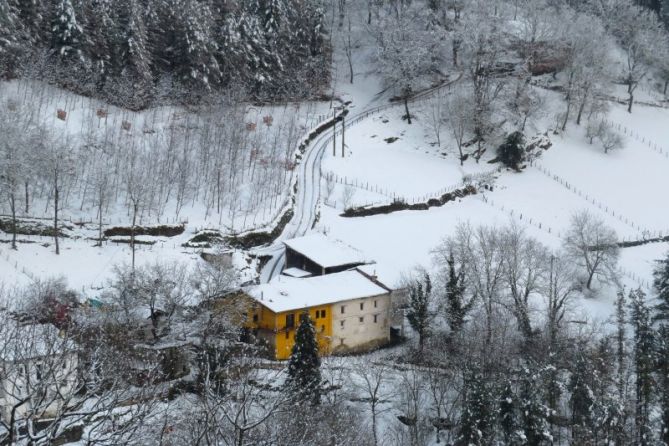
[
  {"x1": 244, "y1": 270, "x2": 392, "y2": 359},
  {"x1": 282, "y1": 234, "x2": 368, "y2": 277},
  {"x1": 0, "y1": 323, "x2": 78, "y2": 425}
]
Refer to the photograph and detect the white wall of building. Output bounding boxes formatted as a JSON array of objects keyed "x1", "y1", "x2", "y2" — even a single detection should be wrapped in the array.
[{"x1": 331, "y1": 293, "x2": 391, "y2": 353}]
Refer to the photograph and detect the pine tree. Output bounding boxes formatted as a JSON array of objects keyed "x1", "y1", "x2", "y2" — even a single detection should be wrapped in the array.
[
  {"x1": 518, "y1": 365, "x2": 553, "y2": 446},
  {"x1": 497, "y1": 131, "x2": 525, "y2": 170},
  {"x1": 656, "y1": 324, "x2": 669, "y2": 445},
  {"x1": 499, "y1": 380, "x2": 520, "y2": 445},
  {"x1": 51, "y1": 0, "x2": 83, "y2": 58},
  {"x1": 0, "y1": 1, "x2": 22, "y2": 78},
  {"x1": 407, "y1": 271, "x2": 433, "y2": 356},
  {"x1": 629, "y1": 288, "x2": 655, "y2": 445},
  {"x1": 286, "y1": 312, "x2": 321, "y2": 405},
  {"x1": 174, "y1": 0, "x2": 221, "y2": 93},
  {"x1": 569, "y1": 349, "x2": 596, "y2": 443},
  {"x1": 114, "y1": 0, "x2": 154, "y2": 109},
  {"x1": 444, "y1": 252, "x2": 472, "y2": 335},
  {"x1": 654, "y1": 252, "x2": 669, "y2": 321},
  {"x1": 456, "y1": 368, "x2": 493, "y2": 446}
]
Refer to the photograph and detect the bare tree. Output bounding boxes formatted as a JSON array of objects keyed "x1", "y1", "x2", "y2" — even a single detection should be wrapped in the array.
[
  {"x1": 341, "y1": 185, "x2": 355, "y2": 210},
  {"x1": 438, "y1": 222, "x2": 505, "y2": 347},
  {"x1": 501, "y1": 224, "x2": 548, "y2": 340},
  {"x1": 444, "y1": 91, "x2": 472, "y2": 165},
  {"x1": 352, "y1": 361, "x2": 392, "y2": 446},
  {"x1": 563, "y1": 210, "x2": 619, "y2": 290},
  {"x1": 373, "y1": 2, "x2": 441, "y2": 124},
  {"x1": 604, "y1": 0, "x2": 668, "y2": 113},
  {"x1": 36, "y1": 129, "x2": 76, "y2": 255},
  {"x1": 544, "y1": 254, "x2": 578, "y2": 347},
  {"x1": 0, "y1": 99, "x2": 33, "y2": 250}
]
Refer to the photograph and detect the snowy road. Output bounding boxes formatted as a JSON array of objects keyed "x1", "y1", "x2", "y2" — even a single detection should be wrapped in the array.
[{"x1": 258, "y1": 75, "x2": 463, "y2": 283}]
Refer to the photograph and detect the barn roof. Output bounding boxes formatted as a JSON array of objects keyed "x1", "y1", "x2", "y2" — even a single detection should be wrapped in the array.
[{"x1": 283, "y1": 234, "x2": 367, "y2": 269}]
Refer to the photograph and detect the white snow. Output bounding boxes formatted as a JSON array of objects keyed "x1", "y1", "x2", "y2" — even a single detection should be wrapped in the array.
[{"x1": 246, "y1": 270, "x2": 388, "y2": 313}]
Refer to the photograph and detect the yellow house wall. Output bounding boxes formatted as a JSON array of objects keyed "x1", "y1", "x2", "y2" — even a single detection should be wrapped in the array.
[{"x1": 246, "y1": 302, "x2": 333, "y2": 360}]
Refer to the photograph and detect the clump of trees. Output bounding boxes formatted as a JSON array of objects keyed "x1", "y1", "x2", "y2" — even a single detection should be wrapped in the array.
[{"x1": 0, "y1": 0, "x2": 330, "y2": 108}]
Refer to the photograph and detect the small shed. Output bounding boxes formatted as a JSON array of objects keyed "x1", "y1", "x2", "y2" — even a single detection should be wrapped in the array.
[{"x1": 283, "y1": 234, "x2": 367, "y2": 276}]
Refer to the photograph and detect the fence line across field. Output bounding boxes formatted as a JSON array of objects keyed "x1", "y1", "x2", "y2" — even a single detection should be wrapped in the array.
[{"x1": 529, "y1": 161, "x2": 666, "y2": 239}]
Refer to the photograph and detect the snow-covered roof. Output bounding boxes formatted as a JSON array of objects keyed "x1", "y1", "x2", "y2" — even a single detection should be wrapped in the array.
[
  {"x1": 356, "y1": 263, "x2": 405, "y2": 291},
  {"x1": 282, "y1": 267, "x2": 313, "y2": 278},
  {"x1": 246, "y1": 270, "x2": 389, "y2": 313},
  {"x1": 283, "y1": 234, "x2": 367, "y2": 269}
]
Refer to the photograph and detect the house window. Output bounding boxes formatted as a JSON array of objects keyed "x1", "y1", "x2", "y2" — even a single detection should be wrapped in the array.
[
  {"x1": 253, "y1": 314, "x2": 258, "y2": 323},
  {"x1": 341, "y1": 305, "x2": 345, "y2": 314},
  {"x1": 374, "y1": 314, "x2": 378, "y2": 323},
  {"x1": 285, "y1": 331, "x2": 289, "y2": 339},
  {"x1": 359, "y1": 316, "x2": 364, "y2": 323},
  {"x1": 340, "y1": 320, "x2": 345, "y2": 328},
  {"x1": 360, "y1": 303, "x2": 364, "y2": 311},
  {"x1": 374, "y1": 300, "x2": 378, "y2": 308},
  {"x1": 286, "y1": 313, "x2": 295, "y2": 328},
  {"x1": 321, "y1": 309, "x2": 326, "y2": 318}
]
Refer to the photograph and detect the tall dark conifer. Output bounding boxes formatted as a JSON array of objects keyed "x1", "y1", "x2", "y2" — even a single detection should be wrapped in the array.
[
  {"x1": 629, "y1": 288, "x2": 655, "y2": 445},
  {"x1": 286, "y1": 312, "x2": 321, "y2": 405}
]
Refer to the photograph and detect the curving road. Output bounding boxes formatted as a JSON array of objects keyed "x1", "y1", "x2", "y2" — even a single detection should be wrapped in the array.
[{"x1": 257, "y1": 75, "x2": 463, "y2": 283}]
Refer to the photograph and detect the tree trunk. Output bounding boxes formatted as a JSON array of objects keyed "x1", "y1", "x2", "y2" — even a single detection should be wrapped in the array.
[
  {"x1": 586, "y1": 269, "x2": 595, "y2": 290},
  {"x1": 131, "y1": 201, "x2": 138, "y2": 271},
  {"x1": 627, "y1": 81, "x2": 634, "y2": 113},
  {"x1": 9, "y1": 193, "x2": 17, "y2": 250},
  {"x1": 404, "y1": 96, "x2": 412, "y2": 124},
  {"x1": 341, "y1": 116, "x2": 345, "y2": 157},
  {"x1": 97, "y1": 195, "x2": 103, "y2": 247},
  {"x1": 576, "y1": 97, "x2": 587, "y2": 126},
  {"x1": 24, "y1": 180, "x2": 29, "y2": 213},
  {"x1": 54, "y1": 173, "x2": 60, "y2": 255},
  {"x1": 663, "y1": 79, "x2": 668, "y2": 96}
]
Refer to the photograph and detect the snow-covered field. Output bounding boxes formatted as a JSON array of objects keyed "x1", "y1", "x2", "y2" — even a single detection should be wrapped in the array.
[{"x1": 315, "y1": 83, "x2": 669, "y2": 326}]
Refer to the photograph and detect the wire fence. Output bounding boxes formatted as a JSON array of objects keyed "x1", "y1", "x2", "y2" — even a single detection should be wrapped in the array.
[
  {"x1": 529, "y1": 160, "x2": 661, "y2": 239},
  {"x1": 601, "y1": 117, "x2": 669, "y2": 160}
]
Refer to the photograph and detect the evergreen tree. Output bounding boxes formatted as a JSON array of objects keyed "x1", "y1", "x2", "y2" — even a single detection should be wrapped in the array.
[
  {"x1": 629, "y1": 288, "x2": 655, "y2": 445},
  {"x1": 656, "y1": 324, "x2": 669, "y2": 445},
  {"x1": 174, "y1": 0, "x2": 221, "y2": 93},
  {"x1": 114, "y1": 0, "x2": 154, "y2": 109},
  {"x1": 51, "y1": 0, "x2": 82, "y2": 58},
  {"x1": 407, "y1": 271, "x2": 433, "y2": 356},
  {"x1": 456, "y1": 368, "x2": 493, "y2": 446},
  {"x1": 497, "y1": 131, "x2": 525, "y2": 170},
  {"x1": 0, "y1": 1, "x2": 22, "y2": 78},
  {"x1": 569, "y1": 349, "x2": 596, "y2": 443},
  {"x1": 654, "y1": 252, "x2": 669, "y2": 321},
  {"x1": 444, "y1": 252, "x2": 472, "y2": 335},
  {"x1": 499, "y1": 380, "x2": 520, "y2": 445},
  {"x1": 286, "y1": 312, "x2": 321, "y2": 405},
  {"x1": 84, "y1": 0, "x2": 116, "y2": 90},
  {"x1": 518, "y1": 365, "x2": 553, "y2": 446}
]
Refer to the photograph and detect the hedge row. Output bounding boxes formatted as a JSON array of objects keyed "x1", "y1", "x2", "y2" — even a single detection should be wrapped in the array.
[{"x1": 342, "y1": 185, "x2": 478, "y2": 218}]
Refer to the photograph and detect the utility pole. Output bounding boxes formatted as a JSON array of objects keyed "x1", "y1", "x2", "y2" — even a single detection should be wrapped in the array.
[
  {"x1": 332, "y1": 109, "x2": 336, "y2": 156},
  {"x1": 341, "y1": 115, "x2": 345, "y2": 158}
]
